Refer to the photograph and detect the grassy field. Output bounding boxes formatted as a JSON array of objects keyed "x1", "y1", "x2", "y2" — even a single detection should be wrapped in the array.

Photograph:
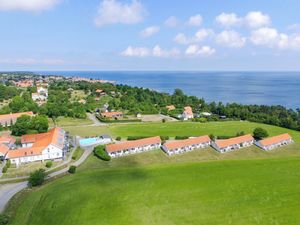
[
  {"x1": 6, "y1": 121, "x2": 300, "y2": 224},
  {"x1": 7, "y1": 150, "x2": 300, "y2": 225},
  {"x1": 49, "y1": 116, "x2": 94, "y2": 127}
]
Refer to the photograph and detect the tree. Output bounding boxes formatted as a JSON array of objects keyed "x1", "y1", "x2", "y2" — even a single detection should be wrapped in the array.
[
  {"x1": 93, "y1": 145, "x2": 111, "y2": 161},
  {"x1": 45, "y1": 161, "x2": 53, "y2": 168},
  {"x1": 11, "y1": 115, "x2": 31, "y2": 136},
  {"x1": 253, "y1": 127, "x2": 269, "y2": 140},
  {"x1": 31, "y1": 115, "x2": 49, "y2": 133},
  {"x1": 68, "y1": 165, "x2": 77, "y2": 174},
  {"x1": 28, "y1": 169, "x2": 46, "y2": 187},
  {"x1": 0, "y1": 214, "x2": 9, "y2": 225}
]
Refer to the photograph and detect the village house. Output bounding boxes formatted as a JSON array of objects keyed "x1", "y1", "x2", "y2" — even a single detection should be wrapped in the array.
[
  {"x1": 106, "y1": 136, "x2": 161, "y2": 158},
  {"x1": 13, "y1": 80, "x2": 34, "y2": 88},
  {"x1": 5, "y1": 127, "x2": 67, "y2": 166},
  {"x1": 181, "y1": 106, "x2": 194, "y2": 120},
  {"x1": 162, "y1": 135, "x2": 211, "y2": 155},
  {"x1": 211, "y1": 134, "x2": 254, "y2": 153},
  {"x1": 0, "y1": 112, "x2": 34, "y2": 127},
  {"x1": 0, "y1": 134, "x2": 16, "y2": 148},
  {"x1": 0, "y1": 144, "x2": 9, "y2": 159},
  {"x1": 95, "y1": 89, "x2": 106, "y2": 96},
  {"x1": 256, "y1": 133, "x2": 293, "y2": 151},
  {"x1": 100, "y1": 111, "x2": 123, "y2": 119},
  {"x1": 32, "y1": 85, "x2": 48, "y2": 102},
  {"x1": 166, "y1": 105, "x2": 176, "y2": 111}
]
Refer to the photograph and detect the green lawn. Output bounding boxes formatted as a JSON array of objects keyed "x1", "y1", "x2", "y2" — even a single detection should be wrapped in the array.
[
  {"x1": 49, "y1": 116, "x2": 94, "y2": 127},
  {"x1": 7, "y1": 152, "x2": 300, "y2": 225},
  {"x1": 110, "y1": 121, "x2": 300, "y2": 142}
]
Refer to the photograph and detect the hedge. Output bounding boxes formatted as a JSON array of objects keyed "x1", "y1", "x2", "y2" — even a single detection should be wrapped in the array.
[
  {"x1": 96, "y1": 114, "x2": 141, "y2": 123},
  {"x1": 94, "y1": 145, "x2": 111, "y2": 161}
]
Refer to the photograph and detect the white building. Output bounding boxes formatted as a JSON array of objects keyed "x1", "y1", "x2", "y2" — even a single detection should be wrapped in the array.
[
  {"x1": 32, "y1": 85, "x2": 48, "y2": 102},
  {"x1": 256, "y1": 133, "x2": 293, "y2": 151},
  {"x1": 181, "y1": 106, "x2": 194, "y2": 120},
  {"x1": 6, "y1": 127, "x2": 67, "y2": 166},
  {"x1": 162, "y1": 135, "x2": 211, "y2": 155},
  {"x1": 211, "y1": 134, "x2": 254, "y2": 153},
  {"x1": 106, "y1": 136, "x2": 161, "y2": 158}
]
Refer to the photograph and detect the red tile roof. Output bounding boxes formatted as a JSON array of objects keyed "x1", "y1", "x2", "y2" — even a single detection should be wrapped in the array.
[
  {"x1": 101, "y1": 112, "x2": 123, "y2": 118},
  {"x1": 106, "y1": 136, "x2": 161, "y2": 153},
  {"x1": 0, "y1": 135, "x2": 16, "y2": 145},
  {"x1": 215, "y1": 134, "x2": 254, "y2": 149},
  {"x1": 0, "y1": 144, "x2": 9, "y2": 155},
  {"x1": 96, "y1": 89, "x2": 104, "y2": 93},
  {"x1": 259, "y1": 133, "x2": 292, "y2": 147},
  {"x1": 184, "y1": 106, "x2": 193, "y2": 116},
  {"x1": 164, "y1": 135, "x2": 211, "y2": 151},
  {"x1": 166, "y1": 105, "x2": 175, "y2": 111},
  {"x1": 0, "y1": 112, "x2": 34, "y2": 123},
  {"x1": 7, "y1": 128, "x2": 64, "y2": 159}
]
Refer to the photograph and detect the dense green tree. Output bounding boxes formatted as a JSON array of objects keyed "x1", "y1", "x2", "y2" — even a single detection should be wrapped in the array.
[
  {"x1": 28, "y1": 169, "x2": 46, "y2": 187},
  {"x1": 253, "y1": 127, "x2": 269, "y2": 140}
]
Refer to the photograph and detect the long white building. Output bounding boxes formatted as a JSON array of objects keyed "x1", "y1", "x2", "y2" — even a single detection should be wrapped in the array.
[
  {"x1": 211, "y1": 134, "x2": 254, "y2": 153},
  {"x1": 256, "y1": 133, "x2": 293, "y2": 151},
  {"x1": 106, "y1": 136, "x2": 161, "y2": 158},
  {"x1": 162, "y1": 135, "x2": 211, "y2": 155}
]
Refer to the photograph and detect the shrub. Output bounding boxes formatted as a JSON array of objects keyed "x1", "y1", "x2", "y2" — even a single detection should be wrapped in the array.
[
  {"x1": 253, "y1": 127, "x2": 269, "y2": 140},
  {"x1": 2, "y1": 165, "x2": 7, "y2": 173},
  {"x1": 116, "y1": 136, "x2": 121, "y2": 141},
  {"x1": 127, "y1": 136, "x2": 150, "y2": 141},
  {"x1": 94, "y1": 145, "x2": 111, "y2": 161},
  {"x1": 209, "y1": 134, "x2": 215, "y2": 141},
  {"x1": 45, "y1": 161, "x2": 53, "y2": 168},
  {"x1": 28, "y1": 169, "x2": 46, "y2": 187},
  {"x1": 175, "y1": 136, "x2": 189, "y2": 140},
  {"x1": 0, "y1": 214, "x2": 9, "y2": 225},
  {"x1": 68, "y1": 165, "x2": 77, "y2": 174},
  {"x1": 160, "y1": 136, "x2": 169, "y2": 142},
  {"x1": 5, "y1": 160, "x2": 11, "y2": 168},
  {"x1": 162, "y1": 118, "x2": 166, "y2": 123}
]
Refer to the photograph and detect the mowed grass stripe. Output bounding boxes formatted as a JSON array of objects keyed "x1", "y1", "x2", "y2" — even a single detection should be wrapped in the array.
[
  {"x1": 8, "y1": 157, "x2": 300, "y2": 225},
  {"x1": 109, "y1": 121, "x2": 300, "y2": 142}
]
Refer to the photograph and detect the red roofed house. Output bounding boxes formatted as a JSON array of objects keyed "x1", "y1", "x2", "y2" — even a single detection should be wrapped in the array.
[
  {"x1": 0, "y1": 134, "x2": 16, "y2": 148},
  {"x1": 256, "y1": 133, "x2": 293, "y2": 151},
  {"x1": 106, "y1": 136, "x2": 161, "y2": 158},
  {"x1": 211, "y1": 134, "x2": 254, "y2": 153},
  {"x1": 0, "y1": 144, "x2": 9, "y2": 159},
  {"x1": 101, "y1": 111, "x2": 123, "y2": 119},
  {"x1": 166, "y1": 105, "x2": 176, "y2": 111},
  {"x1": 181, "y1": 106, "x2": 194, "y2": 120},
  {"x1": 162, "y1": 135, "x2": 211, "y2": 155},
  {"x1": 95, "y1": 89, "x2": 106, "y2": 96},
  {"x1": 6, "y1": 127, "x2": 66, "y2": 166},
  {"x1": 0, "y1": 112, "x2": 34, "y2": 127}
]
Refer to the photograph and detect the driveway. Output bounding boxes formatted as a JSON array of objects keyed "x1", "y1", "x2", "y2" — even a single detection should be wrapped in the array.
[{"x1": 0, "y1": 146, "x2": 94, "y2": 213}]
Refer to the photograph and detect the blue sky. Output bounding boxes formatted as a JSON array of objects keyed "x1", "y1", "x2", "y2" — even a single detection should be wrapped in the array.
[{"x1": 0, "y1": 0, "x2": 300, "y2": 71}]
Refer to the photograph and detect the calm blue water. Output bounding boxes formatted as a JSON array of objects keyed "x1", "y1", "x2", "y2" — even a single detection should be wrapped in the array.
[{"x1": 37, "y1": 71, "x2": 300, "y2": 109}]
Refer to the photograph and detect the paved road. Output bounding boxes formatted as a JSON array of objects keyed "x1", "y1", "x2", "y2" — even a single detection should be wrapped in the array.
[
  {"x1": 0, "y1": 147, "x2": 94, "y2": 213},
  {"x1": 87, "y1": 113, "x2": 107, "y2": 126}
]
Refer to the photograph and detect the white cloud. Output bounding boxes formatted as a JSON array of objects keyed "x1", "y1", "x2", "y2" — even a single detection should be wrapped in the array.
[
  {"x1": 216, "y1": 30, "x2": 246, "y2": 48},
  {"x1": 215, "y1": 13, "x2": 242, "y2": 27},
  {"x1": 288, "y1": 23, "x2": 300, "y2": 31},
  {"x1": 152, "y1": 45, "x2": 180, "y2": 58},
  {"x1": 174, "y1": 29, "x2": 213, "y2": 45},
  {"x1": 174, "y1": 33, "x2": 189, "y2": 45},
  {"x1": 164, "y1": 16, "x2": 179, "y2": 27},
  {"x1": 0, "y1": 0, "x2": 61, "y2": 12},
  {"x1": 250, "y1": 27, "x2": 300, "y2": 50},
  {"x1": 121, "y1": 46, "x2": 150, "y2": 57},
  {"x1": 94, "y1": 0, "x2": 146, "y2": 27},
  {"x1": 185, "y1": 45, "x2": 215, "y2": 56},
  {"x1": 245, "y1": 11, "x2": 271, "y2": 28},
  {"x1": 121, "y1": 45, "x2": 180, "y2": 58},
  {"x1": 140, "y1": 26, "x2": 160, "y2": 38},
  {"x1": 187, "y1": 14, "x2": 203, "y2": 26}
]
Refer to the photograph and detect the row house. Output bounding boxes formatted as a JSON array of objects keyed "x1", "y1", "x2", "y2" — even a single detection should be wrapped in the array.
[
  {"x1": 211, "y1": 134, "x2": 254, "y2": 153},
  {"x1": 256, "y1": 133, "x2": 293, "y2": 151}
]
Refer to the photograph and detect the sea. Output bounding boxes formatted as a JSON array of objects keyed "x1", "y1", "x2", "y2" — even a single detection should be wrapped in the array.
[{"x1": 37, "y1": 71, "x2": 300, "y2": 109}]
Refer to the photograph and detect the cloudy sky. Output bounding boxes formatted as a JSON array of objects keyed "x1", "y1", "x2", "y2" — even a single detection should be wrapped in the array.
[{"x1": 0, "y1": 0, "x2": 300, "y2": 71}]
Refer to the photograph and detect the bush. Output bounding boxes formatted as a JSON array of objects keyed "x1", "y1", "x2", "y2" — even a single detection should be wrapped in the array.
[
  {"x1": 0, "y1": 214, "x2": 9, "y2": 225},
  {"x1": 162, "y1": 118, "x2": 166, "y2": 123},
  {"x1": 127, "y1": 136, "x2": 150, "y2": 141},
  {"x1": 94, "y1": 145, "x2": 111, "y2": 161},
  {"x1": 45, "y1": 161, "x2": 53, "y2": 168},
  {"x1": 5, "y1": 160, "x2": 11, "y2": 168},
  {"x1": 175, "y1": 136, "x2": 190, "y2": 140},
  {"x1": 160, "y1": 136, "x2": 169, "y2": 142},
  {"x1": 72, "y1": 147, "x2": 83, "y2": 160},
  {"x1": 68, "y1": 165, "x2": 77, "y2": 174},
  {"x1": 28, "y1": 169, "x2": 46, "y2": 187},
  {"x1": 116, "y1": 136, "x2": 121, "y2": 141},
  {"x1": 2, "y1": 165, "x2": 7, "y2": 173},
  {"x1": 253, "y1": 127, "x2": 269, "y2": 140}
]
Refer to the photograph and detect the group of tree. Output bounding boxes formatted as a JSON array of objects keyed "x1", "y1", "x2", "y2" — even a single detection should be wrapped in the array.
[
  {"x1": 11, "y1": 115, "x2": 49, "y2": 136},
  {"x1": 0, "y1": 85, "x2": 20, "y2": 102}
]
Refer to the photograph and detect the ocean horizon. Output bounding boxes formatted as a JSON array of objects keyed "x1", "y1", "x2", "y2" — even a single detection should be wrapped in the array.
[{"x1": 36, "y1": 71, "x2": 300, "y2": 109}]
